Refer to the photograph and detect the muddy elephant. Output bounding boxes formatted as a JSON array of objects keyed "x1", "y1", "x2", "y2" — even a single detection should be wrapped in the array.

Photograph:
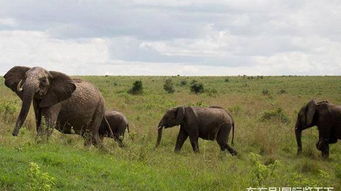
[
  {"x1": 156, "y1": 106, "x2": 237, "y2": 155},
  {"x1": 4, "y1": 66, "x2": 111, "y2": 146},
  {"x1": 98, "y1": 110, "x2": 129, "y2": 147},
  {"x1": 295, "y1": 100, "x2": 341, "y2": 158}
]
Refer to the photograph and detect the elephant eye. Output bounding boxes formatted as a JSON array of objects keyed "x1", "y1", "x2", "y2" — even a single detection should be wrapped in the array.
[{"x1": 40, "y1": 77, "x2": 48, "y2": 86}]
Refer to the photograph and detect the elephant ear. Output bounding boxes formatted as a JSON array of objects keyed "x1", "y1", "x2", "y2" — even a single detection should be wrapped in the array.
[
  {"x1": 306, "y1": 100, "x2": 317, "y2": 126},
  {"x1": 176, "y1": 106, "x2": 185, "y2": 122},
  {"x1": 39, "y1": 71, "x2": 76, "y2": 108},
  {"x1": 184, "y1": 107, "x2": 198, "y2": 126},
  {"x1": 4, "y1": 66, "x2": 31, "y2": 98}
]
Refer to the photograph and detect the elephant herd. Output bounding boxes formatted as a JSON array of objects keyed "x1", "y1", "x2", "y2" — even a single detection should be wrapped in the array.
[{"x1": 3, "y1": 66, "x2": 341, "y2": 158}]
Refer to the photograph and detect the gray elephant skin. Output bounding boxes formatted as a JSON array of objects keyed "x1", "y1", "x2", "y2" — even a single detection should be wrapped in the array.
[
  {"x1": 4, "y1": 66, "x2": 109, "y2": 146},
  {"x1": 156, "y1": 106, "x2": 237, "y2": 155},
  {"x1": 295, "y1": 100, "x2": 341, "y2": 158},
  {"x1": 99, "y1": 110, "x2": 129, "y2": 147}
]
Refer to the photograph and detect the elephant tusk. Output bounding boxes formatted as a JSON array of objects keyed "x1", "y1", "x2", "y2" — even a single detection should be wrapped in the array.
[
  {"x1": 17, "y1": 80, "x2": 24, "y2": 92},
  {"x1": 157, "y1": 126, "x2": 163, "y2": 130}
]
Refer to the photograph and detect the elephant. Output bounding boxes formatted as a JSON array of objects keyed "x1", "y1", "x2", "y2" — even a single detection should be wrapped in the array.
[
  {"x1": 98, "y1": 110, "x2": 130, "y2": 147},
  {"x1": 156, "y1": 106, "x2": 237, "y2": 155},
  {"x1": 4, "y1": 66, "x2": 112, "y2": 146},
  {"x1": 295, "y1": 100, "x2": 341, "y2": 158}
]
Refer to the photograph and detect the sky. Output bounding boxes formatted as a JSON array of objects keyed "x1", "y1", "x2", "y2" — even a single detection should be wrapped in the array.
[{"x1": 0, "y1": 0, "x2": 341, "y2": 76}]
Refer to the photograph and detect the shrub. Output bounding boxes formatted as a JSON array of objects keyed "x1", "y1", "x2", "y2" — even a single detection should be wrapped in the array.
[
  {"x1": 224, "y1": 78, "x2": 229, "y2": 82},
  {"x1": 0, "y1": 100, "x2": 18, "y2": 122},
  {"x1": 163, "y1": 79, "x2": 175, "y2": 93},
  {"x1": 190, "y1": 81, "x2": 204, "y2": 94},
  {"x1": 0, "y1": 101, "x2": 17, "y2": 116},
  {"x1": 128, "y1": 80, "x2": 143, "y2": 95},
  {"x1": 262, "y1": 89, "x2": 270, "y2": 95},
  {"x1": 260, "y1": 107, "x2": 290, "y2": 124},
  {"x1": 277, "y1": 89, "x2": 287, "y2": 94},
  {"x1": 179, "y1": 80, "x2": 187, "y2": 86},
  {"x1": 249, "y1": 153, "x2": 280, "y2": 186},
  {"x1": 26, "y1": 162, "x2": 55, "y2": 191}
]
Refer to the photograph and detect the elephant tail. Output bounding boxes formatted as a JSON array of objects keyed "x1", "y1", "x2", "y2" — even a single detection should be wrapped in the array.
[
  {"x1": 231, "y1": 122, "x2": 235, "y2": 145},
  {"x1": 104, "y1": 116, "x2": 114, "y2": 138}
]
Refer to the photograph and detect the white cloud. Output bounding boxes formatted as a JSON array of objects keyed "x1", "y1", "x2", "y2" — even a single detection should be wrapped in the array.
[
  {"x1": 0, "y1": 17, "x2": 17, "y2": 26},
  {"x1": 0, "y1": 30, "x2": 109, "y2": 75},
  {"x1": 0, "y1": 0, "x2": 341, "y2": 75}
]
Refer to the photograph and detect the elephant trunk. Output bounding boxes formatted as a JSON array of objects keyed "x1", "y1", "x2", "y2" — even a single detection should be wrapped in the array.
[
  {"x1": 12, "y1": 82, "x2": 37, "y2": 136},
  {"x1": 295, "y1": 120, "x2": 302, "y2": 155},
  {"x1": 155, "y1": 123, "x2": 163, "y2": 147}
]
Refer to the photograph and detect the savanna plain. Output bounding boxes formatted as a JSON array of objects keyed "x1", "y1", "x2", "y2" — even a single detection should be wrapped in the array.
[{"x1": 0, "y1": 76, "x2": 340, "y2": 191}]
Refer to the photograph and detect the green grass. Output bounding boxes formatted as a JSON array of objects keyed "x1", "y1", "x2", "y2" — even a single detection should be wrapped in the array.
[{"x1": 0, "y1": 76, "x2": 340, "y2": 190}]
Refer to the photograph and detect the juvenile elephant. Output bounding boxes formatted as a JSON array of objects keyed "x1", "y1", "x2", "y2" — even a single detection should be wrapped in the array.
[
  {"x1": 98, "y1": 110, "x2": 129, "y2": 147},
  {"x1": 156, "y1": 106, "x2": 237, "y2": 155},
  {"x1": 295, "y1": 100, "x2": 341, "y2": 158},
  {"x1": 4, "y1": 66, "x2": 111, "y2": 146}
]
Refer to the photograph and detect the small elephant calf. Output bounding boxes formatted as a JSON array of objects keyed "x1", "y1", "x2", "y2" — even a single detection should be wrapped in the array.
[
  {"x1": 156, "y1": 106, "x2": 237, "y2": 155},
  {"x1": 99, "y1": 110, "x2": 129, "y2": 147}
]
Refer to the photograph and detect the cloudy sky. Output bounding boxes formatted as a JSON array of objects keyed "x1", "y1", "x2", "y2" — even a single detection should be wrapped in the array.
[{"x1": 0, "y1": 0, "x2": 340, "y2": 75}]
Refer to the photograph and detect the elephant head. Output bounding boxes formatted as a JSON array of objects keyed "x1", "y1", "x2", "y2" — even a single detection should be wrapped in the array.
[
  {"x1": 156, "y1": 106, "x2": 185, "y2": 147},
  {"x1": 295, "y1": 100, "x2": 317, "y2": 155},
  {"x1": 4, "y1": 66, "x2": 76, "y2": 136}
]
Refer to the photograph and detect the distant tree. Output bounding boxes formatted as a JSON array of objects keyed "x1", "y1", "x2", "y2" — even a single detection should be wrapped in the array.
[
  {"x1": 190, "y1": 81, "x2": 204, "y2": 94},
  {"x1": 163, "y1": 79, "x2": 175, "y2": 93},
  {"x1": 128, "y1": 80, "x2": 143, "y2": 95},
  {"x1": 180, "y1": 80, "x2": 187, "y2": 86}
]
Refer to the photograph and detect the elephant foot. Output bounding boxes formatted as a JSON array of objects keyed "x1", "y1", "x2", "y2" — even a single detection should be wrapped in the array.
[
  {"x1": 321, "y1": 152, "x2": 329, "y2": 159},
  {"x1": 174, "y1": 147, "x2": 182, "y2": 153},
  {"x1": 12, "y1": 128, "x2": 19, "y2": 136},
  {"x1": 229, "y1": 149, "x2": 238, "y2": 156}
]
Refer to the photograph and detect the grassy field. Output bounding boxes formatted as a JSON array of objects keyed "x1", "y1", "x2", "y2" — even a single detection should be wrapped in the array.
[{"x1": 0, "y1": 76, "x2": 340, "y2": 191}]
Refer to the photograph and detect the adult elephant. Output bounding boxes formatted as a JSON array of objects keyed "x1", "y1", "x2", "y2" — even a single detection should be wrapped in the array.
[
  {"x1": 295, "y1": 100, "x2": 341, "y2": 158},
  {"x1": 155, "y1": 106, "x2": 237, "y2": 155},
  {"x1": 4, "y1": 66, "x2": 111, "y2": 146}
]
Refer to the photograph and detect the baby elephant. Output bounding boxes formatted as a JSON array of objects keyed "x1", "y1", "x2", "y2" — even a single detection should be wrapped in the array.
[
  {"x1": 99, "y1": 110, "x2": 129, "y2": 147},
  {"x1": 156, "y1": 106, "x2": 237, "y2": 155}
]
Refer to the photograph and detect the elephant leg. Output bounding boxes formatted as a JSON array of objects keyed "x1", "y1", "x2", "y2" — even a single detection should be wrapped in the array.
[
  {"x1": 174, "y1": 128, "x2": 188, "y2": 152},
  {"x1": 321, "y1": 144, "x2": 329, "y2": 158},
  {"x1": 189, "y1": 135, "x2": 199, "y2": 153},
  {"x1": 41, "y1": 105, "x2": 61, "y2": 137},
  {"x1": 83, "y1": 130, "x2": 93, "y2": 147},
  {"x1": 113, "y1": 135, "x2": 125, "y2": 148},
  {"x1": 99, "y1": 135, "x2": 104, "y2": 142},
  {"x1": 216, "y1": 125, "x2": 237, "y2": 156},
  {"x1": 87, "y1": 106, "x2": 105, "y2": 148},
  {"x1": 33, "y1": 100, "x2": 42, "y2": 135},
  {"x1": 316, "y1": 138, "x2": 329, "y2": 158}
]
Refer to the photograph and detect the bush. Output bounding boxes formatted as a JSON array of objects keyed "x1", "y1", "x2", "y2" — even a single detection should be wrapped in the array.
[
  {"x1": 179, "y1": 80, "x2": 187, "y2": 86},
  {"x1": 128, "y1": 80, "x2": 143, "y2": 95},
  {"x1": 190, "y1": 81, "x2": 204, "y2": 94},
  {"x1": 224, "y1": 78, "x2": 229, "y2": 82},
  {"x1": 262, "y1": 89, "x2": 270, "y2": 95},
  {"x1": 249, "y1": 153, "x2": 280, "y2": 186},
  {"x1": 163, "y1": 79, "x2": 175, "y2": 93},
  {"x1": 26, "y1": 162, "x2": 55, "y2": 191},
  {"x1": 0, "y1": 100, "x2": 18, "y2": 122},
  {"x1": 260, "y1": 107, "x2": 290, "y2": 124},
  {"x1": 277, "y1": 89, "x2": 287, "y2": 94}
]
